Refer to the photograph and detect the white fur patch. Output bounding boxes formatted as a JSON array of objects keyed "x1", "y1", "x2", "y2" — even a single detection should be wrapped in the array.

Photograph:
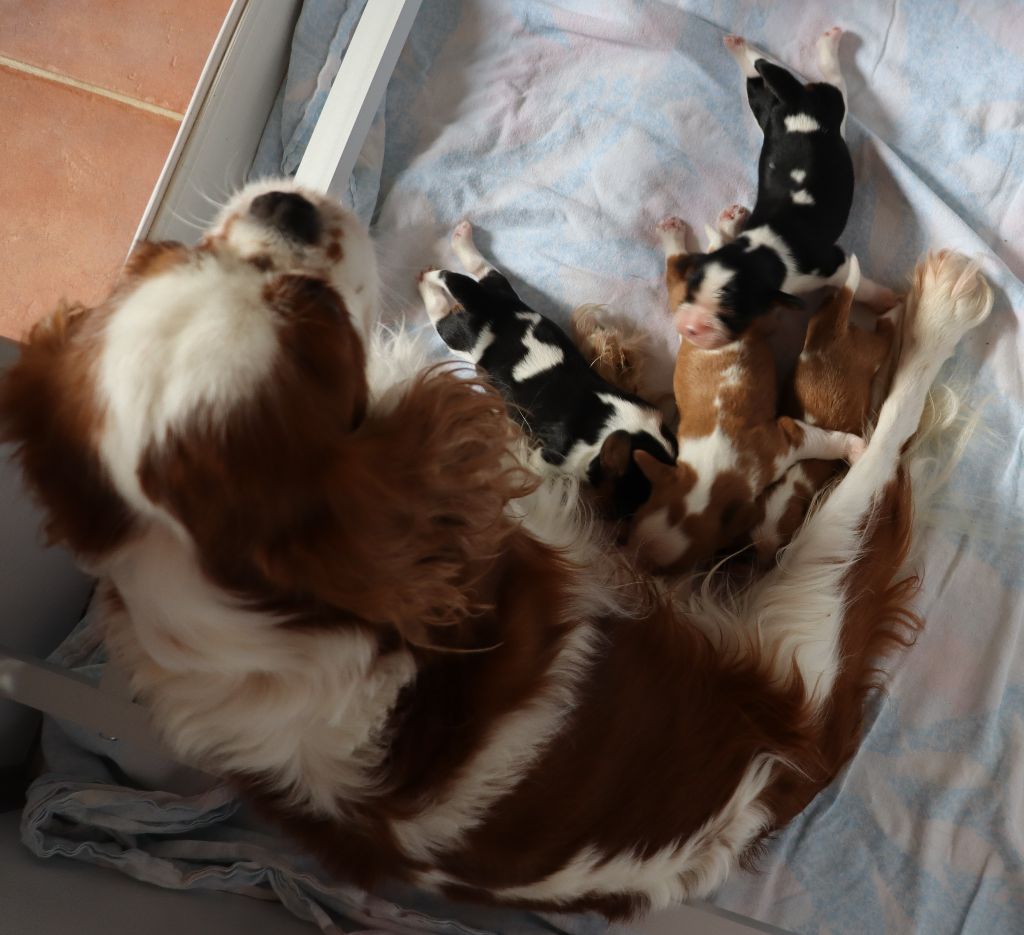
[
  {"x1": 751, "y1": 463, "x2": 810, "y2": 559},
  {"x1": 560, "y1": 393, "x2": 671, "y2": 478},
  {"x1": 393, "y1": 623, "x2": 602, "y2": 861},
  {"x1": 633, "y1": 508, "x2": 690, "y2": 568},
  {"x1": 98, "y1": 258, "x2": 279, "y2": 521},
  {"x1": 419, "y1": 270, "x2": 454, "y2": 323},
  {"x1": 790, "y1": 169, "x2": 807, "y2": 183},
  {"x1": 513, "y1": 320, "x2": 565, "y2": 381},
  {"x1": 694, "y1": 261, "x2": 735, "y2": 309},
  {"x1": 465, "y1": 324, "x2": 496, "y2": 363},
  {"x1": 784, "y1": 113, "x2": 821, "y2": 133},
  {"x1": 742, "y1": 225, "x2": 796, "y2": 278},
  {"x1": 791, "y1": 189, "x2": 815, "y2": 206},
  {"x1": 209, "y1": 178, "x2": 380, "y2": 342},
  {"x1": 104, "y1": 524, "x2": 415, "y2": 817},
  {"x1": 478, "y1": 754, "x2": 777, "y2": 910},
  {"x1": 677, "y1": 426, "x2": 742, "y2": 516}
]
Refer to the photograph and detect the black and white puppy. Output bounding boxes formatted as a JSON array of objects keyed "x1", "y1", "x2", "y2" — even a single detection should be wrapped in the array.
[
  {"x1": 673, "y1": 28, "x2": 896, "y2": 349},
  {"x1": 419, "y1": 222, "x2": 676, "y2": 519}
]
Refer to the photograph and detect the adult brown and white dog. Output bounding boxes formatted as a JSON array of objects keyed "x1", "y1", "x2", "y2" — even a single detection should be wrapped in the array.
[{"x1": 0, "y1": 180, "x2": 992, "y2": 920}]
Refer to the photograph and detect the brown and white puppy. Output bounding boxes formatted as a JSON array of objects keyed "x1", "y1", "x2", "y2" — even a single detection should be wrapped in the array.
[
  {"x1": 753, "y1": 257, "x2": 896, "y2": 562},
  {"x1": 0, "y1": 179, "x2": 990, "y2": 921},
  {"x1": 629, "y1": 217, "x2": 865, "y2": 572}
]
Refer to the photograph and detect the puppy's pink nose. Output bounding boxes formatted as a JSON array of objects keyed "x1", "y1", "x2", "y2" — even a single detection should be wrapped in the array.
[
  {"x1": 674, "y1": 306, "x2": 715, "y2": 338},
  {"x1": 674, "y1": 306, "x2": 730, "y2": 349}
]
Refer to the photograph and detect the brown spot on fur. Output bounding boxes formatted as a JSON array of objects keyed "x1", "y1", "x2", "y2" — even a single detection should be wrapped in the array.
[
  {"x1": 120, "y1": 241, "x2": 190, "y2": 285},
  {"x1": 326, "y1": 241, "x2": 343, "y2": 262},
  {"x1": 664, "y1": 252, "x2": 698, "y2": 311},
  {"x1": 0, "y1": 301, "x2": 136, "y2": 558},
  {"x1": 248, "y1": 254, "x2": 274, "y2": 272}
]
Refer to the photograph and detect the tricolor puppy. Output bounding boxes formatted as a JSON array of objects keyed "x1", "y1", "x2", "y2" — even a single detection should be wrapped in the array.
[
  {"x1": 673, "y1": 28, "x2": 895, "y2": 349},
  {"x1": 753, "y1": 257, "x2": 896, "y2": 562},
  {"x1": 629, "y1": 217, "x2": 865, "y2": 572},
  {"x1": 419, "y1": 221, "x2": 676, "y2": 519}
]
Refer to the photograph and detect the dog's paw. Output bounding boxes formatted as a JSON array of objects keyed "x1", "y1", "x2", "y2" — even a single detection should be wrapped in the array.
[
  {"x1": 717, "y1": 204, "x2": 750, "y2": 239},
  {"x1": 657, "y1": 216, "x2": 690, "y2": 255},
  {"x1": 657, "y1": 216, "x2": 688, "y2": 234},
  {"x1": 452, "y1": 220, "x2": 473, "y2": 242},
  {"x1": 845, "y1": 435, "x2": 867, "y2": 464},
  {"x1": 910, "y1": 251, "x2": 993, "y2": 353}
]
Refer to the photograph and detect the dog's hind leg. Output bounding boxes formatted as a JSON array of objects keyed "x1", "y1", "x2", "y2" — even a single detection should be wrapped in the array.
[
  {"x1": 745, "y1": 251, "x2": 992, "y2": 710},
  {"x1": 706, "y1": 203, "x2": 751, "y2": 251},
  {"x1": 724, "y1": 35, "x2": 776, "y2": 131},
  {"x1": 451, "y1": 220, "x2": 494, "y2": 278},
  {"x1": 451, "y1": 220, "x2": 521, "y2": 301},
  {"x1": 817, "y1": 27, "x2": 847, "y2": 136},
  {"x1": 418, "y1": 269, "x2": 457, "y2": 324}
]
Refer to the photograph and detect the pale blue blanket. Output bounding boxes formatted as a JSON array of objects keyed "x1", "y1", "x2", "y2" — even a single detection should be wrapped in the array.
[{"x1": 28, "y1": 2, "x2": 1024, "y2": 933}]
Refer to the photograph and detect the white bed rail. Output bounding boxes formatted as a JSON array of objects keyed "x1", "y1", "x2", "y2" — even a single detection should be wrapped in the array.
[
  {"x1": 295, "y1": 0, "x2": 424, "y2": 196},
  {"x1": 4, "y1": 0, "x2": 423, "y2": 763}
]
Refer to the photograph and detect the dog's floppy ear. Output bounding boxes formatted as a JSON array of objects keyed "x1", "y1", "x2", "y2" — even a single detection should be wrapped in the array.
[
  {"x1": 271, "y1": 370, "x2": 534, "y2": 646},
  {"x1": 633, "y1": 449, "x2": 676, "y2": 484},
  {"x1": 754, "y1": 60, "x2": 804, "y2": 107},
  {"x1": 0, "y1": 304, "x2": 138, "y2": 559},
  {"x1": 597, "y1": 430, "x2": 633, "y2": 480}
]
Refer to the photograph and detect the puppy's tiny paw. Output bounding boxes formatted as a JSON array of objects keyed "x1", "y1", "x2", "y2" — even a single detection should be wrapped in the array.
[
  {"x1": 657, "y1": 216, "x2": 688, "y2": 234},
  {"x1": 452, "y1": 220, "x2": 473, "y2": 240},
  {"x1": 845, "y1": 436, "x2": 867, "y2": 464},
  {"x1": 723, "y1": 34, "x2": 746, "y2": 50}
]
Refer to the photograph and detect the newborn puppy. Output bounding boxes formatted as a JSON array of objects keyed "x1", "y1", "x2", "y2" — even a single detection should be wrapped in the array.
[
  {"x1": 674, "y1": 28, "x2": 895, "y2": 349},
  {"x1": 753, "y1": 257, "x2": 896, "y2": 562},
  {"x1": 629, "y1": 217, "x2": 865, "y2": 572},
  {"x1": 419, "y1": 221, "x2": 676, "y2": 519}
]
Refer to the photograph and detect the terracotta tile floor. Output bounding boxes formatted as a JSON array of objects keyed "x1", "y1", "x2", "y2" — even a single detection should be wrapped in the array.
[{"x1": 0, "y1": 0, "x2": 233, "y2": 340}]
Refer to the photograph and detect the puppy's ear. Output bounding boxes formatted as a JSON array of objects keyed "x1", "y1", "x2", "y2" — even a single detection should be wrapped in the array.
[
  {"x1": 754, "y1": 60, "x2": 804, "y2": 106},
  {"x1": 772, "y1": 290, "x2": 805, "y2": 310},
  {"x1": 597, "y1": 429, "x2": 633, "y2": 480},
  {"x1": 633, "y1": 449, "x2": 675, "y2": 484},
  {"x1": 252, "y1": 369, "x2": 533, "y2": 647}
]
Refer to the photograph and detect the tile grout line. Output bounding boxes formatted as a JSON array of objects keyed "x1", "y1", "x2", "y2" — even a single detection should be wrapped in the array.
[{"x1": 0, "y1": 55, "x2": 184, "y2": 121}]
